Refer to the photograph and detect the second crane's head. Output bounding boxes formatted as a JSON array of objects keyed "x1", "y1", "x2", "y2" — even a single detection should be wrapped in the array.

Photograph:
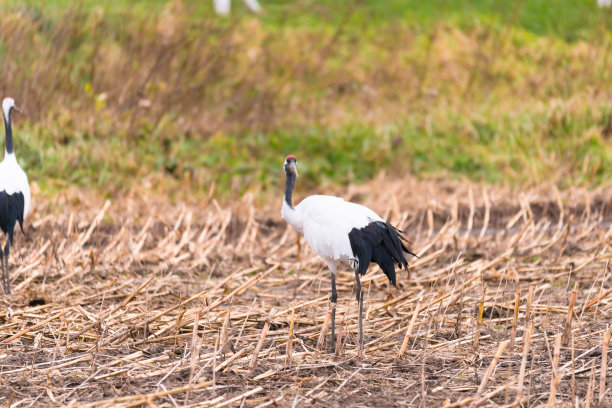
[
  {"x1": 284, "y1": 155, "x2": 298, "y2": 178},
  {"x1": 2, "y1": 97, "x2": 21, "y2": 122}
]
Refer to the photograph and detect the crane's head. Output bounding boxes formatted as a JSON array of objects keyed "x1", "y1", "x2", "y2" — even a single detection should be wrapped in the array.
[
  {"x1": 2, "y1": 97, "x2": 22, "y2": 120},
  {"x1": 284, "y1": 155, "x2": 298, "y2": 177}
]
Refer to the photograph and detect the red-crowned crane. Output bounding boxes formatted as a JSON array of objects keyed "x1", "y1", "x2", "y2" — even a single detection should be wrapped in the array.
[
  {"x1": 281, "y1": 155, "x2": 416, "y2": 351},
  {"x1": 0, "y1": 97, "x2": 30, "y2": 295}
]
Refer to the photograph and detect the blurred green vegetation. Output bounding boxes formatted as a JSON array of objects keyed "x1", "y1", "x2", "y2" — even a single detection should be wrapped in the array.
[{"x1": 2, "y1": 0, "x2": 612, "y2": 199}]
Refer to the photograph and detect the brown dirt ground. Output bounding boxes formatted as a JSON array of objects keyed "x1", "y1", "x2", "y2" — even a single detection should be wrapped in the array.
[{"x1": 1, "y1": 176, "x2": 611, "y2": 407}]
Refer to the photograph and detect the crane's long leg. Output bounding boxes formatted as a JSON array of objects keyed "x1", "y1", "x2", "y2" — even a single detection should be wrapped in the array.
[
  {"x1": 327, "y1": 261, "x2": 338, "y2": 353},
  {"x1": 354, "y1": 269, "x2": 363, "y2": 352},
  {"x1": 330, "y1": 271, "x2": 337, "y2": 352},
  {"x1": 3, "y1": 240, "x2": 10, "y2": 295},
  {"x1": 0, "y1": 242, "x2": 5, "y2": 295}
]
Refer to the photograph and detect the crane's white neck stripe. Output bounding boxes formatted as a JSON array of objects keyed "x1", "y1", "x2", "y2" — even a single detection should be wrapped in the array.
[{"x1": 2, "y1": 98, "x2": 14, "y2": 122}]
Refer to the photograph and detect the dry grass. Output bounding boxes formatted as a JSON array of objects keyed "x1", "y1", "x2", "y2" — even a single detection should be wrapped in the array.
[
  {"x1": 4, "y1": 3, "x2": 612, "y2": 194},
  {"x1": 4, "y1": 3, "x2": 611, "y2": 134},
  {"x1": 1, "y1": 177, "x2": 612, "y2": 407}
]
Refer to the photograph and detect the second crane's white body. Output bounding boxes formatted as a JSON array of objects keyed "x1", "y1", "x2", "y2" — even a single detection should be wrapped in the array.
[
  {"x1": 0, "y1": 153, "x2": 30, "y2": 219},
  {"x1": 1, "y1": 97, "x2": 30, "y2": 295},
  {"x1": 282, "y1": 194, "x2": 383, "y2": 267}
]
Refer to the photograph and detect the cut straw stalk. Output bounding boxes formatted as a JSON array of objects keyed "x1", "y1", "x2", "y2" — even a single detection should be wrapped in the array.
[
  {"x1": 526, "y1": 285, "x2": 534, "y2": 325},
  {"x1": 546, "y1": 333, "x2": 562, "y2": 407},
  {"x1": 586, "y1": 366, "x2": 596, "y2": 408},
  {"x1": 583, "y1": 287, "x2": 612, "y2": 310},
  {"x1": 510, "y1": 289, "x2": 520, "y2": 351},
  {"x1": 219, "y1": 303, "x2": 231, "y2": 356},
  {"x1": 398, "y1": 299, "x2": 422, "y2": 358},
  {"x1": 600, "y1": 328, "x2": 610, "y2": 404},
  {"x1": 470, "y1": 340, "x2": 508, "y2": 407},
  {"x1": 75, "y1": 200, "x2": 111, "y2": 250},
  {"x1": 187, "y1": 310, "x2": 201, "y2": 392},
  {"x1": 478, "y1": 189, "x2": 490, "y2": 241},
  {"x1": 562, "y1": 285, "x2": 577, "y2": 346},
  {"x1": 473, "y1": 288, "x2": 486, "y2": 354},
  {"x1": 3, "y1": 312, "x2": 64, "y2": 344},
  {"x1": 249, "y1": 307, "x2": 277, "y2": 370},
  {"x1": 515, "y1": 322, "x2": 534, "y2": 404},
  {"x1": 82, "y1": 380, "x2": 214, "y2": 407},
  {"x1": 253, "y1": 395, "x2": 285, "y2": 408},
  {"x1": 285, "y1": 301, "x2": 295, "y2": 364},
  {"x1": 315, "y1": 305, "x2": 333, "y2": 352},
  {"x1": 335, "y1": 306, "x2": 348, "y2": 357},
  {"x1": 571, "y1": 331, "x2": 576, "y2": 403},
  {"x1": 213, "y1": 386, "x2": 264, "y2": 408},
  {"x1": 471, "y1": 381, "x2": 515, "y2": 407},
  {"x1": 214, "y1": 348, "x2": 247, "y2": 373}
]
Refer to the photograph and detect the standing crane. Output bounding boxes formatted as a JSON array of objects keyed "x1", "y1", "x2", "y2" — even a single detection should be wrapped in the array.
[
  {"x1": 281, "y1": 155, "x2": 416, "y2": 351},
  {"x1": 0, "y1": 97, "x2": 30, "y2": 295}
]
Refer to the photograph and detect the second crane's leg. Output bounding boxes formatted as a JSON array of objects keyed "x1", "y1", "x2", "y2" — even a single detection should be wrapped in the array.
[
  {"x1": 0, "y1": 242, "x2": 5, "y2": 295},
  {"x1": 354, "y1": 269, "x2": 363, "y2": 352},
  {"x1": 330, "y1": 271, "x2": 337, "y2": 352},
  {"x1": 3, "y1": 240, "x2": 10, "y2": 295},
  {"x1": 359, "y1": 290, "x2": 364, "y2": 351}
]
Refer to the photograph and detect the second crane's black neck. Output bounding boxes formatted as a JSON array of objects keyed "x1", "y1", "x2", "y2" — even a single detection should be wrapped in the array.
[
  {"x1": 284, "y1": 170, "x2": 296, "y2": 208},
  {"x1": 3, "y1": 107, "x2": 13, "y2": 155}
]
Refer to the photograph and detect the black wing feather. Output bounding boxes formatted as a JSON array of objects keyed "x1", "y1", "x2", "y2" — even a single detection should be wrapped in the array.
[{"x1": 348, "y1": 220, "x2": 417, "y2": 286}]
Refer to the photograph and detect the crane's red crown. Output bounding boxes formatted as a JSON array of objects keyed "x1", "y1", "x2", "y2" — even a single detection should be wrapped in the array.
[{"x1": 286, "y1": 155, "x2": 296, "y2": 160}]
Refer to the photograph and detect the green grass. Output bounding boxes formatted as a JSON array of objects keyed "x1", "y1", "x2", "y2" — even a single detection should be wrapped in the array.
[
  {"x1": 18, "y1": 102, "x2": 612, "y2": 198},
  {"x1": 3, "y1": 1, "x2": 612, "y2": 199},
  {"x1": 20, "y1": 0, "x2": 612, "y2": 39}
]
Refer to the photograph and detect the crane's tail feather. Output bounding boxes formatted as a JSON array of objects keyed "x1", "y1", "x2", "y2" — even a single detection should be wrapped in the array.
[{"x1": 348, "y1": 221, "x2": 417, "y2": 286}]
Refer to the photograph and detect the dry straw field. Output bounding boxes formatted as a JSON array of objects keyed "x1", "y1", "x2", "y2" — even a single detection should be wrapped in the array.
[
  {"x1": 0, "y1": 177, "x2": 611, "y2": 407},
  {"x1": 2, "y1": 1, "x2": 612, "y2": 407}
]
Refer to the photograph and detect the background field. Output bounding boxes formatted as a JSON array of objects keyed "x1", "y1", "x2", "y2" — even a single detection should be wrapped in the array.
[
  {"x1": 1, "y1": 0, "x2": 612, "y2": 407},
  {"x1": 2, "y1": 0, "x2": 612, "y2": 197}
]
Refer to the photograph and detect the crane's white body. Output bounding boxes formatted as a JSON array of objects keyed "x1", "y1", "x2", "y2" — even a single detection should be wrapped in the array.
[
  {"x1": 0, "y1": 152, "x2": 30, "y2": 218},
  {"x1": 1, "y1": 97, "x2": 30, "y2": 295},
  {"x1": 282, "y1": 194, "x2": 383, "y2": 270},
  {"x1": 0, "y1": 98, "x2": 30, "y2": 219}
]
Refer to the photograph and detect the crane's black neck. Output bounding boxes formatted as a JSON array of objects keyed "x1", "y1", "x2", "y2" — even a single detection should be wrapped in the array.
[
  {"x1": 3, "y1": 107, "x2": 13, "y2": 155},
  {"x1": 284, "y1": 170, "x2": 296, "y2": 208}
]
